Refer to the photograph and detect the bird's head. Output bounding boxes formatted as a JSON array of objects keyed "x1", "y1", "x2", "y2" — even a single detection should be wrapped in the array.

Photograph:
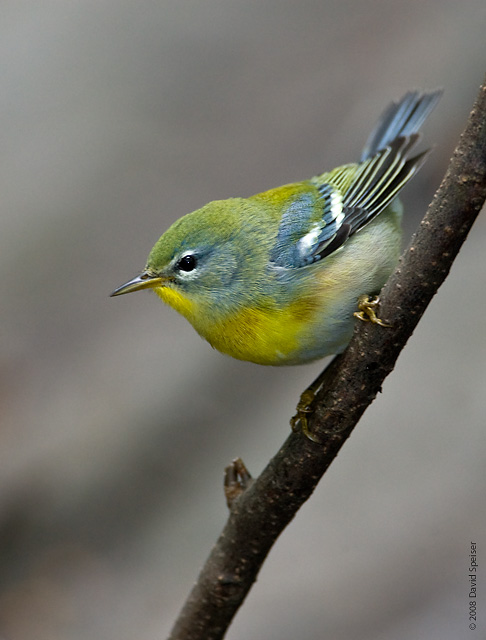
[{"x1": 110, "y1": 198, "x2": 273, "y2": 321}]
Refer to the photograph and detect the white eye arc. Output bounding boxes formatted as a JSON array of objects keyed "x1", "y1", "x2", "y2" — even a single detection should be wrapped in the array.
[{"x1": 177, "y1": 253, "x2": 198, "y2": 272}]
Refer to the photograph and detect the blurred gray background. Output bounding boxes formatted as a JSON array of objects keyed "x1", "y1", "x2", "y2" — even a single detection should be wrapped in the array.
[{"x1": 0, "y1": 1, "x2": 485, "y2": 639}]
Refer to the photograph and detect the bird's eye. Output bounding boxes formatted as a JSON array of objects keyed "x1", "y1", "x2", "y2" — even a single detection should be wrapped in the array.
[{"x1": 177, "y1": 254, "x2": 197, "y2": 272}]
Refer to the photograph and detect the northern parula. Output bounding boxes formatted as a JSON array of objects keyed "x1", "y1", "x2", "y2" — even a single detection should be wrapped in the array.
[{"x1": 111, "y1": 90, "x2": 441, "y2": 366}]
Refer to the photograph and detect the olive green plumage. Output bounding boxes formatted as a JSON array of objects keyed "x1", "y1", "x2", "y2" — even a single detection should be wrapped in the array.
[{"x1": 111, "y1": 90, "x2": 441, "y2": 365}]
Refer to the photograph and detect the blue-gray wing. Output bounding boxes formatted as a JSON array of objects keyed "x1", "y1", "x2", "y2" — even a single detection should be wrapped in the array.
[
  {"x1": 270, "y1": 90, "x2": 441, "y2": 269},
  {"x1": 269, "y1": 188, "x2": 347, "y2": 268}
]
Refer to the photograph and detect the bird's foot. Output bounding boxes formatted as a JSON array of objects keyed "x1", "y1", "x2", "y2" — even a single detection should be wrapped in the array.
[
  {"x1": 290, "y1": 386, "x2": 322, "y2": 443},
  {"x1": 354, "y1": 295, "x2": 391, "y2": 327}
]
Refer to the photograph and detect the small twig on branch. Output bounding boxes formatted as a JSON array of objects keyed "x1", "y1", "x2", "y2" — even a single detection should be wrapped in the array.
[
  {"x1": 223, "y1": 458, "x2": 253, "y2": 508},
  {"x1": 168, "y1": 77, "x2": 486, "y2": 640}
]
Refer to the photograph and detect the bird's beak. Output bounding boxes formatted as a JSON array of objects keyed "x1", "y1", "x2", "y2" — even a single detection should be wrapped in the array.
[{"x1": 110, "y1": 272, "x2": 165, "y2": 297}]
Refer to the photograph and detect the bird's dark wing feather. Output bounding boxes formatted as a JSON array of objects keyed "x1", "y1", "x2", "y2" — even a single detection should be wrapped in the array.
[{"x1": 271, "y1": 90, "x2": 441, "y2": 268}]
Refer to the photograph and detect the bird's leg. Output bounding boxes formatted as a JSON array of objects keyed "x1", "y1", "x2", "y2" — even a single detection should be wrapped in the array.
[
  {"x1": 354, "y1": 294, "x2": 391, "y2": 327},
  {"x1": 290, "y1": 378, "x2": 325, "y2": 443}
]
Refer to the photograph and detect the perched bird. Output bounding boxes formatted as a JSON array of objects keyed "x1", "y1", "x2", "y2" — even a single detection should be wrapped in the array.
[{"x1": 111, "y1": 90, "x2": 441, "y2": 366}]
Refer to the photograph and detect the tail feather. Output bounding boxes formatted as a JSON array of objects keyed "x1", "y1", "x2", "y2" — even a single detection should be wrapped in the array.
[{"x1": 360, "y1": 89, "x2": 442, "y2": 162}]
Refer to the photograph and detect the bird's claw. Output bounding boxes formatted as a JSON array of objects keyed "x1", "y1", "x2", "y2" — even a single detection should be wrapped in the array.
[
  {"x1": 354, "y1": 295, "x2": 391, "y2": 327},
  {"x1": 291, "y1": 387, "x2": 322, "y2": 443}
]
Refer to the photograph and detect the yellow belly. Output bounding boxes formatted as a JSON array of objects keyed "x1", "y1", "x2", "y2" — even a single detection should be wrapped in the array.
[
  {"x1": 206, "y1": 302, "x2": 312, "y2": 365},
  {"x1": 156, "y1": 284, "x2": 317, "y2": 365}
]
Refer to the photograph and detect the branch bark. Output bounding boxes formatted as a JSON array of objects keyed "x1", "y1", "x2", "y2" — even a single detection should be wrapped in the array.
[{"x1": 168, "y1": 77, "x2": 486, "y2": 640}]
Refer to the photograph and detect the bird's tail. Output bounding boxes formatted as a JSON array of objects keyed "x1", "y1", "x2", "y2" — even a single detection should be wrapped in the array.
[{"x1": 360, "y1": 89, "x2": 442, "y2": 162}]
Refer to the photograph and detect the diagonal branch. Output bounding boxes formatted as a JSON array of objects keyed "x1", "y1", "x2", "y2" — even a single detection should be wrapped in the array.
[{"x1": 168, "y1": 76, "x2": 486, "y2": 640}]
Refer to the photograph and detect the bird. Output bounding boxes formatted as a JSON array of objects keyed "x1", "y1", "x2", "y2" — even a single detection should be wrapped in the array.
[{"x1": 111, "y1": 90, "x2": 441, "y2": 367}]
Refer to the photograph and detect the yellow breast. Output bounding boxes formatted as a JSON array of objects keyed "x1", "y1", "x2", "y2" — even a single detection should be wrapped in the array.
[
  {"x1": 155, "y1": 284, "x2": 319, "y2": 365},
  {"x1": 154, "y1": 285, "x2": 194, "y2": 318},
  {"x1": 201, "y1": 297, "x2": 319, "y2": 365}
]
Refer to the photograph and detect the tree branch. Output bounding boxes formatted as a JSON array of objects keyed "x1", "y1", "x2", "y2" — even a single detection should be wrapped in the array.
[{"x1": 168, "y1": 77, "x2": 486, "y2": 640}]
